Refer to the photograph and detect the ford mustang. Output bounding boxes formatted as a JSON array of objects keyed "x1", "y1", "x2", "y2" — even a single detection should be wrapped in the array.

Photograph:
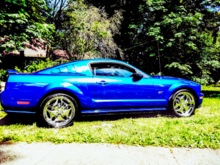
[{"x1": 0, "y1": 59, "x2": 203, "y2": 128}]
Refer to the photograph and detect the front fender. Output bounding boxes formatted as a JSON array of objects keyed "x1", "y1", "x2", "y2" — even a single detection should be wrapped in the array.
[{"x1": 166, "y1": 83, "x2": 198, "y2": 102}]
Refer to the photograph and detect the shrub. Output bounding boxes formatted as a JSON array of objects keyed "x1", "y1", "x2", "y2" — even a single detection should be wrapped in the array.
[
  {"x1": 15, "y1": 58, "x2": 70, "y2": 73},
  {"x1": 0, "y1": 69, "x2": 8, "y2": 82}
]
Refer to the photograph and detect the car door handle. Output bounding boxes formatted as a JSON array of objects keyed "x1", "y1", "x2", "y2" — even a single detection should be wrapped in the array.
[{"x1": 96, "y1": 80, "x2": 108, "y2": 85}]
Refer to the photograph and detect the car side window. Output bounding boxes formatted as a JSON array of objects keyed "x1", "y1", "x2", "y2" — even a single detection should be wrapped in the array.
[
  {"x1": 91, "y1": 63, "x2": 136, "y2": 77},
  {"x1": 67, "y1": 65, "x2": 76, "y2": 73},
  {"x1": 60, "y1": 67, "x2": 68, "y2": 73},
  {"x1": 51, "y1": 65, "x2": 76, "y2": 74}
]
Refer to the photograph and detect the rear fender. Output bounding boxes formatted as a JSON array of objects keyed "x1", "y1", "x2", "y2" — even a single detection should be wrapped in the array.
[{"x1": 34, "y1": 82, "x2": 84, "y2": 106}]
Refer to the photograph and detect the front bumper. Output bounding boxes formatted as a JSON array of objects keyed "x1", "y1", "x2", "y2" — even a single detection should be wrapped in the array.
[{"x1": 197, "y1": 93, "x2": 204, "y2": 108}]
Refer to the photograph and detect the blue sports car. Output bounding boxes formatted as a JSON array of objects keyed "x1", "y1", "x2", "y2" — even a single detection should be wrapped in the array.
[{"x1": 0, "y1": 59, "x2": 203, "y2": 128}]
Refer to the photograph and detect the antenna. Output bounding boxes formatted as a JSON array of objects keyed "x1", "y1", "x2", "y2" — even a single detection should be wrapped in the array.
[{"x1": 157, "y1": 41, "x2": 162, "y2": 78}]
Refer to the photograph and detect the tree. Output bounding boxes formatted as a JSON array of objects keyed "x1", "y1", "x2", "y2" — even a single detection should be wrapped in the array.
[
  {"x1": 59, "y1": 1, "x2": 123, "y2": 59},
  {"x1": 0, "y1": 0, "x2": 55, "y2": 56},
  {"x1": 192, "y1": 32, "x2": 220, "y2": 85},
  {"x1": 86, "y1": 0, "x2": 220, "y2": 82},
  {"x1": 45, "y1": 0, "x2": 70, "y2": 31}
]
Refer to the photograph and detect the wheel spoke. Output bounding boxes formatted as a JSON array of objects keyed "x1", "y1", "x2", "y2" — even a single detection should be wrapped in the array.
[
  {"x1": 53, "y1": 99, "x2": 59, "y2": 106},
  {"x1": 184, "y1": 105, "x2": 190, "y2": 111},
  {"x1": 54, "y1": 115, "x2": 65, "y2": 122},
  {"x1": 174, "y1": 103, "x2": 182, "y2": 109},
  {"x1": 178, "y1": 106, "x2": 185, "y2": 113},
  {"x1": 62, "y1": 106, "x2": 74, "y2": 118},
  {"x1": 187, "y1": 101, "x2": 195, "y2": 105},
  {"x1": 47, "y1": 109, "x2": 58, "y2": 119},
  {"x1": 61, "y1": 98, "x2": 69, "y2": 106}
]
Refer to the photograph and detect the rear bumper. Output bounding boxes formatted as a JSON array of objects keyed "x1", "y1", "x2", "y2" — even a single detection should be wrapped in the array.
[{"x1": 1, "y1": 91, "x2": 36, "y2": 113}]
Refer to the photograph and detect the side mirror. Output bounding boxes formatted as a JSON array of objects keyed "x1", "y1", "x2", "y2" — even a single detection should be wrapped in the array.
[{"x1": 132, "y1": 73, "x2": 143, "y2": 81}]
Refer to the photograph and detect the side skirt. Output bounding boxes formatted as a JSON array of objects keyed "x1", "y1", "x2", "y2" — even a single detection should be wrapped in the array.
[
  {"x1": 4, "y1": 107, "x2": 167, "y2": 115},
  {"x1": 81, "y1": 107, "x2": 166, "y2": 114}
]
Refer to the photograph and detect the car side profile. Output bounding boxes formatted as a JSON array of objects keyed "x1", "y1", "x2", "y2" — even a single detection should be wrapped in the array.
[{"x1": 0, "y1": 59, "x2": 203, "y2": 128}]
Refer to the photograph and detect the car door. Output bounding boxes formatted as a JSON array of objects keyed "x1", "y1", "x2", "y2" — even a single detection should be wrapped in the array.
[{"x1": 90, "y1": 62, "x2": 154, "y2": 109}]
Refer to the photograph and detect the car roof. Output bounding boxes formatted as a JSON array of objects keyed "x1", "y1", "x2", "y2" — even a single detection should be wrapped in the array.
[
  {"x1": 57, "y1": 59, "x2": 129, "y2": 67},
  {"x1": 73, "y1": 59, "x2": 126, "y2": 63}
]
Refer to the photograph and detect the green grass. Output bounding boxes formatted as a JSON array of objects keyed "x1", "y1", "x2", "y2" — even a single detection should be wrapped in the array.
[
  {"x1": 0, "y1": 86, "x2": 220, "y2": 148},
  {"x1": 202, "y1": 85, "x2": 220, "y2": 98},
  {"x1": 0, "y1": 102, "x2": 6, "y2": 119}
]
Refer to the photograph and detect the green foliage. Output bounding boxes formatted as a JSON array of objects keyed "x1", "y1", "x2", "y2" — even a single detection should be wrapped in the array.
[
  {"x1": 165, "y1": 62, "x2": 193, "y2": 76},
  {"x1": 86, "y1": 0, "x2": 220, "y2": 84},
  {"x1": 0, "y1": 69, "x2": 8, "y2": 82},
  {"x1": 0, "y1": 102, "x2": 6, "y2": 118},
  {"x1": 201, "y1": 86, "x2": 220, "y2": 98},
  {"x1": 0, "y1": 58, "x2": 70, "y2": 81},
  {"x1": 15, "y1": 58, "x2": 69, "y2": 73},
  {"x1": 57, "y1": 1, "x2": 123, "y2": 59},
  {"x1": 196, "y1": 32, "x2": 220, "y2": 84},
  {"x1": 0, "y1": 0, "x2": 55, "y2": 56}
]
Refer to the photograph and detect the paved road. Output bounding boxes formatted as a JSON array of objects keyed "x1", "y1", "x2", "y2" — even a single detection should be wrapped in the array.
[{"x1": 0, "y1": 142, "x2": 220, "y2": 165}]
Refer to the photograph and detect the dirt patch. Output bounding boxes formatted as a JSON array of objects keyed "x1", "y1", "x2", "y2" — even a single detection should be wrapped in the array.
[{"x1": 0, "y1": 151, "x2": 18, "y2": 164}]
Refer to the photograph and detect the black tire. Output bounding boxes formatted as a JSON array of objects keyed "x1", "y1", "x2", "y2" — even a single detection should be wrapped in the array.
[
  {"x1": 168, "y1": 89, "x2": 196, "y2": 117},
  {"x1": 36, "y1": 93, "x2": 79, "y2": 128}
]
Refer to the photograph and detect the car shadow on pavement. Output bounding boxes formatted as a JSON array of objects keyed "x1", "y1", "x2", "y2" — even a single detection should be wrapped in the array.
[{"x1": 0, "y1": 111, "x2": 176, "y2": 126}]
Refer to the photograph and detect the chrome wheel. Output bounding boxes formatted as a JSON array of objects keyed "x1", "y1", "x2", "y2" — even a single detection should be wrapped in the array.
[
  {"x1": 173, "y1": 92, "x2": 195, "y2": 117},
  {"x1": 43, "y1": 96, "x2": 75, "y2": 127}
]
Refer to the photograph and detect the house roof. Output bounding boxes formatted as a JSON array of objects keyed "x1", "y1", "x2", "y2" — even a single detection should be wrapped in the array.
[{"x1": 53, "y1": 50, "x2": 69, "y2": 59}]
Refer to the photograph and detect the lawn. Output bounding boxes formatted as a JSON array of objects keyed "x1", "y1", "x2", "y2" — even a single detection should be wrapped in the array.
[{"x1": 0, "y1": 86, "x2": 220, "y2": 148}]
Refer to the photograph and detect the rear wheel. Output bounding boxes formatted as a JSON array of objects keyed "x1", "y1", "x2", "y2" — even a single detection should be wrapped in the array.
[
  {"x1": 37, "y1": 93, "x2": 78, "y2": 128},
  {"x1": 169, "y1": 89, "x2": 196, "y2": 117}
]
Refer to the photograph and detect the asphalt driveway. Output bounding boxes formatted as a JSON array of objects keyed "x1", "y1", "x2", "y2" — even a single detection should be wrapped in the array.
[{"x1": 0, "y1": 142, "x2": 220, "y2": 165}]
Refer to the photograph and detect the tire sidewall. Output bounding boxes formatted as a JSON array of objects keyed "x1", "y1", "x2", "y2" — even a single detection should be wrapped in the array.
[{"x1": 37, "y1": 93, "x2": 78, "y2": 128}]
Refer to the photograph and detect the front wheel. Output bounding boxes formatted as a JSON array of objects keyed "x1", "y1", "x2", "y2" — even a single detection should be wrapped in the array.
[
  {"x1": 169, "y1": 89, "x2": 196, "y2": 117},
  {"x1": 37, "y1": 93, "x2": 78, "y2": 128}
]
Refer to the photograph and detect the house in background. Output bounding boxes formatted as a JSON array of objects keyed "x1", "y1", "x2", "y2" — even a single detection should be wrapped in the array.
[
  {"x1": 0, "y1": 38, "x2": 77, "y2": 69},
  {"x1": 52, "y1": 50, "x2": 72, "y2": 60}
]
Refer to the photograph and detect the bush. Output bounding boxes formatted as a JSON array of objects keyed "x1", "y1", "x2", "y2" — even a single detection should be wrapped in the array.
[
  {"x1": 0, "y1": 69, "x2": 8, "y2": 82},
  {"x1": 15, "y1": 58, "x2": 70, "y2": 73},
  {"x1": 0, "y1": 58, "x2": 70, "y2": 82}
]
